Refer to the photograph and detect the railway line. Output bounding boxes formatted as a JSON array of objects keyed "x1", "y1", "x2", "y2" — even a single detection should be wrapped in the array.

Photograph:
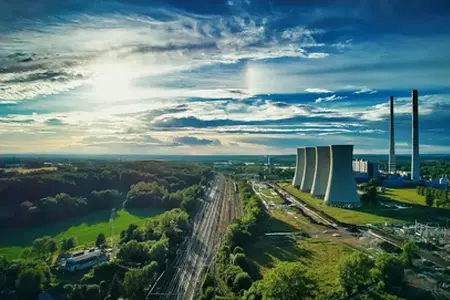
[{"x1": 157, "y1": 174, "x2": 240, "y2": 300}]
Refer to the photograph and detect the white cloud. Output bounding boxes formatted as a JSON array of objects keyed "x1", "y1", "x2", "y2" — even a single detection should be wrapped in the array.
[
  {"x1": 308, "y1": 52, "x2": 330, "y2": 58},
  {"x1": 353, "y1": 87, "x2": 377, "y2": 94},
  {"x1": 304, "y1": 88, "x2": 333, "y2": 93},
  {"x1": 315, "y1": 94, "x2": 347, "y2": 103}
]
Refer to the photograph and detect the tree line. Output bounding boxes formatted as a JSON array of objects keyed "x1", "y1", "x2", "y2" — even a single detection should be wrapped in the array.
[
  {"x1": 416, "y1": 186, "x2": 449, "y2": 208},
  {"x1": 0, "y1": 160, "x2": 211, "y2": 227}
]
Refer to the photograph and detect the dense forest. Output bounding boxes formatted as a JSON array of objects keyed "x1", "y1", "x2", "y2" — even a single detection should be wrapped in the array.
[
  {"x1": 0, "y1": 159, "x2": 210, "y2": 300},
  {"x1": 0, "y1": 160, "x2": 211, "y2": 227}
]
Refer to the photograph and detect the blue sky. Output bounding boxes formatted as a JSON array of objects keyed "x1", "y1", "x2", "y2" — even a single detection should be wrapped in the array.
[{"x1": 1, "y1": 0, "x2": 450, "y2": 155}]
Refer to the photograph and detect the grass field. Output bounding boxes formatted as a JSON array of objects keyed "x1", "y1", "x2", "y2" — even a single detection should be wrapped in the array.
[
  {"x1": 1, "y1": 167, "x2": 57, "y2": 174},
  {"x1": 383, "y1": 188, "x2": 427, "y2": 206},
  {"x1": 259, "y1": 189, "x2": 286, "y2": 205},
  {"x1": 248, "y1": 236, "x2": 353, "y2": 297},
  {"x1": 279, "y1": 183, "x2": 403, "y2": 224},
  {"x1": 0, "y1": 208, "x2": 165, "y2": 259},
  {"x1": 279, "y1": 183, "x2": 450, "y2": 225}
]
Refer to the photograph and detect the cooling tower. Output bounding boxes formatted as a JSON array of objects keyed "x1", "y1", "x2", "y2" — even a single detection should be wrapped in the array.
[
  {"x1": 324, "y1": 145, "x2": 360, "y2": 205},
  {"x1": 300, "y1": 147, "x2": 316, "y2": 192},
  {"x1": 310, "y1": 146, "x2": 330, "y2": 197},
  {"x1": 389, "y1": 96, "x2": 396, "y2": 173},
  {"x1": 292, "y1": 148, "x2": 305, "y2": 187},
  {"x1": 411, "y1": 90, "x2": 420, "y2": 181}
]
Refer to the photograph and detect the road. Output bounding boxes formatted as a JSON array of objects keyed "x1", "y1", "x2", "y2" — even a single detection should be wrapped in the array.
[{"x1": 160, "y1": 174, "x2": 239, "y2": 300}]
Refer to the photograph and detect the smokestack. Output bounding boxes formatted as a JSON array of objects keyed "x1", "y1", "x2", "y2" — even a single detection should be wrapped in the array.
[
  {"x1": 389, "y1": 96, "x2": 396, "y2": 173},
  {"x1": 411, "y1": 90, "x2": 420, "y2": 181}
]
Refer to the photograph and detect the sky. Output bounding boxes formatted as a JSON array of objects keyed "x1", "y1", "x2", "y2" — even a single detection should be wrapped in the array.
[{"x1": 1, "y1": 0, "x2": 450, "y2": 155}]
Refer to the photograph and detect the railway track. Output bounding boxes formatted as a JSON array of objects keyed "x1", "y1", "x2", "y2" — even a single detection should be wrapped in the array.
[{"x1": 157, "y1": 174, "x2": 240, "y2": 300}]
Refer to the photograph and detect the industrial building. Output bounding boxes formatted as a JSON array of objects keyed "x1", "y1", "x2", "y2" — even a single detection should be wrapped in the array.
[
  {"x1": 411, "y1": 89, "x2": 420, "y2": 181},
  {"x1": 311, "y1": 146, "x2": 330, "y2": 198},
  {"x1": 292, "y1": 148, "x2": 305, "y2": 187},
  {"x1": 389, "y1": 96, "x2": 396, "y2": 173},
  {"x1": 300, "y1": 147, "x2": 316, "y2": 192},
  {"x1": 292, "y1": 145, "x2": 360, "y2": 206},
  {"x1": 353, "y1": 159, "x2": 380, "y2": 182}
]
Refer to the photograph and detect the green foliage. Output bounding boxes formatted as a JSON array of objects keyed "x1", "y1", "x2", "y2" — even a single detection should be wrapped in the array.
[
  {"x1": 15, "y1": 263, "x2": 51, "y2": 300},
  {"x1": 401, "y1": 241, "x2": 418, "y2": 267},
  {"x1": 259, "y1": 262, "x2": 316, "y2": 300},
  {"x1": 30, "y1": 236, "x2": 58, "y2": 258},
  {"x1": 222, "y1": 265, "x2": 244, "y2": 287},
  {"x1": 96, "y1": 232, "x2": 106, "y2": 248},
  {"x1": 233, "y1": 246, "x2": 244, "y2": 255},
  {"x1": 339, "y1": 252, "x2": 374, "y2": 296},
  {"x1": 233, "y1": 272, "x2": 253, "y2": 293},
  {"x1": 60, "y1": 236, "x2": 77, "y2": 252},
  {"x1": 67, "y1": 284, "x2": 101, "y2": 300},
  {"x1": 425, "y1": 193, "x2": 434, "y2": 206},
  {"x1": 123, "y1": 262, "x2": 159, "y2": 300},
  {"x1": 88, "y1": 189, "x2": 122, "y2": 210},
  {"x1": 371, "y1": 254, "x2": 405, "y2": 290},
  {"x1": 109, "y1": 274, "x2": 123, "y2": 300},
  {"x1": 81, "y1": 262, "x2": 119, "y2": 284}
]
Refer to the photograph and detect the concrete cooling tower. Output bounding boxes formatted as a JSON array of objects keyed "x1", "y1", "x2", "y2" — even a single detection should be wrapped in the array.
[
  {"x1": 310, "y1": 146, "x2": 330, "y2": 198},
  {"x1": 300, "y1": 147, "x2": 316, "y2": 192},
  {"x1": 324, "y1": 145, "x2": 360, "y2": 205},
  {"x1": 292, "y1": 148, "x2": 305, "y2": 187}
]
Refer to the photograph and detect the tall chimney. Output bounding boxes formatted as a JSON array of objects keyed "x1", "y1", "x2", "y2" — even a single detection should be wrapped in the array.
[
  {"x1": 411, "y1": 90, "x2": 420, "y2": 181},
  {"x1": 388, "y1": 96, "x2": 396, "y2": 173}
]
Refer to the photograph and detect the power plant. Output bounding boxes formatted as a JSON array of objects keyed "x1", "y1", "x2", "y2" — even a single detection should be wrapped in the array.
[
  {"x1": 293, "y1": 145, "x2": 360, "y2": 206},
  {"x1": 311, "y1": 146, "x2": 330, "y2": 198},
  {"x1": 300, "y1": 147, "x2": 316, "y2": 192},
  {"x1": 411, "y1": 89, "x2": 420, "y2": 181},
  {"x1": 292, "y1": 148, "x2": 305, "y2": 187},
  {"x1": 389, "y1": 96, "x2": 396, "y2": 173}
]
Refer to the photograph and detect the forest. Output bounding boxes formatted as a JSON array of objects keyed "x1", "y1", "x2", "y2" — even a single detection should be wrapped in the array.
[
  {"x1": 0, "y1": 160, "x2": 210, "y2": 227},
  {"x1": 0, "y1": 159, "x2": 210, "y2": 300}
]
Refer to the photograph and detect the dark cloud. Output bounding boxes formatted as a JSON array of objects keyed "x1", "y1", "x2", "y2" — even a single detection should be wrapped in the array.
[
  {"x1": 2, "y1": 71, "x2": 85, "y2": 84},
  {"x1": 173, "y1": 136, "x2": 221, "y2": 146},
  {"x1": 45, "y1": 118, "x2": 65, "y2": 125},
  {"x1": 128, "y1": 42, "x2": 218, "y2": 55}
]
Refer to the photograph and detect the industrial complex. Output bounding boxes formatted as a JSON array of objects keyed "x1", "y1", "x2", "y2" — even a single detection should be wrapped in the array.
[
  {"x1": 293, "y1": 144, "x2": 360, "y2": 206},
  {"x1": 291, "y1": 89, "x2": 444, "y2": 204}
]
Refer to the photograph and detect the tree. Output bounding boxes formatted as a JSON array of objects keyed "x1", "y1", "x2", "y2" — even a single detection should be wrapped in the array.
[
  {"x1": 233, "y1": 272, "x2": 253, "y2": 293},
  {"x1": 31, "y1": 236, "x2": 57, "y2": 258},
  {"x1": 426, "y1": 193, "x2": 434, "y2": 206},
  {"x1": 61, "y1": 237, "x2": 77, "y2": 252},
  {"x1": 339, "y1": 252, "x2": 374, "y2": 296},
  {"x1": 401, "y1": 241, "x2": 418, "y2": 267},
  {"x1": 96, "y1": 233, "x2": 106, "y2": 248},
  {"x1": 16, "y1": 266, "x2": 50, "y2": 300},
  {"x1": 260, "y1": 262, "x2": 316, "y2": 300},
  {"x1": 371, "y1": 254, "x2": 405, "y2": 290},
  {"x1": 109, "y1": 274, "x2": 123, "y2": 300},
  {"x1": 124, "y1": 268, "x2": 147, "y2": 300}
]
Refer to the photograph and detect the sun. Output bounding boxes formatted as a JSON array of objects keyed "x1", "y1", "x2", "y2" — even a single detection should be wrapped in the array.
[{"x1": 90, "y1": 61, "x2": 136, "y2": 103}]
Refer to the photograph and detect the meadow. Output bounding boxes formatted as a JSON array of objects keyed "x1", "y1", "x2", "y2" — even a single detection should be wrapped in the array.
[
  {"x1": 279, "y1": 183, "x2": 450, "y2": 225},
  {"x1": 0, "y1": 208, "x2": 165, "y2": 259}
]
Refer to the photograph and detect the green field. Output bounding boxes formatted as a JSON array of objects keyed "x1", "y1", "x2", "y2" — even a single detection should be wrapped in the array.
[
  {"x1": 0, "y1": 208, "x2": 165, "y2": 259},
  {"x1": 279, "y1": 183, "x2": 450, "y2": 225},
  {"x1": 279, "y1": 183, "x2": 404, "y2": 224},
  {"x1": 248, "y1": 235, "x2": 353, "y2": 297},
  {"x1": 383, "y1": 188, "x2": 427, "y2": 206},
  {"x1": 259, "y1": 189, "x2": 286, "y2": 205}
]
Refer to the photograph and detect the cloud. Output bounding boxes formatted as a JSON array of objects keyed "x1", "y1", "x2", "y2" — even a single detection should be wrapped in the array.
[
  {"x1": 315, "y1": 94, "x2": 347, "y2": 103},
  {"x1": 304, "y1": 88, "x2": 333, "y2": 93},
  {"x1": 173, "y1": 136, "x2": 221, "y2": 146},
  {"x1": 45, "y1": 118, "x2": 65, "y2": 126},
  {"x1": 354, "y1": 87, "x2": 377, "y2": 94}
]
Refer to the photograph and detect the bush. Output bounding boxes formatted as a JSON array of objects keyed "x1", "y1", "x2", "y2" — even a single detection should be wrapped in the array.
[{"x1": 233, "y1": 272, "x2": 253, "y2": 293}]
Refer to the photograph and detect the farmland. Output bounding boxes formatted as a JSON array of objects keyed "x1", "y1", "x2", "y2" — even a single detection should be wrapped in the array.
[{"x1": 0, "y1": 208, "x2": 165, "y2": 259}]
